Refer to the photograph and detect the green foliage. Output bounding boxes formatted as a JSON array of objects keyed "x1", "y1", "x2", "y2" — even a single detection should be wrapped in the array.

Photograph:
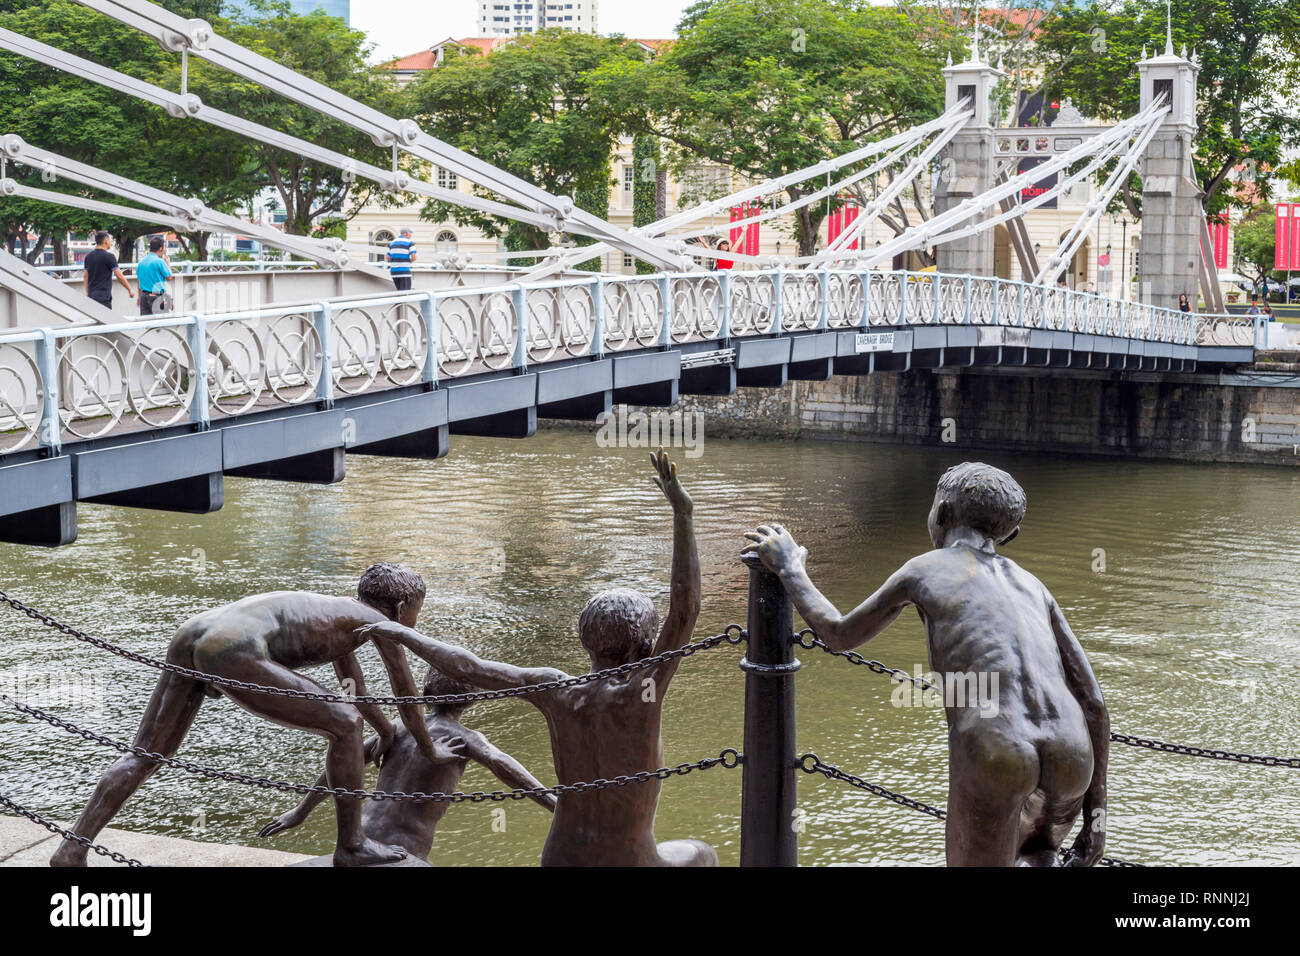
[
  {"x1": 0, "y1": 0, "x2": 394, "y2": 268},
  {"x1": 198, "y1": 7, "x2": 400, "y2": 235},
  {"x1": 1035, "y1": 0, "x2": 1300, "y2": 218},
  {"x1": 406, "y1": 29, "x2": 646, "y2": 254},
  {"x1": 572, "y1": 170, "x2": 610, "y2": 272},
  {"x1": 632, "y1": 134, "x2": 661, "y2": 274},
  {"x1": 1232, "y1": 205, "x2": 1278, "y2": 286},
  {"x1": 589, "y1": 0, "x2": 963, "y2": 256}
]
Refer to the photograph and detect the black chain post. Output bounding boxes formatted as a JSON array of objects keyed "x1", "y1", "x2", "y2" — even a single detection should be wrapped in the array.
[{"x1": 739, "y1": 553, "x2": 799, "y2": 867}]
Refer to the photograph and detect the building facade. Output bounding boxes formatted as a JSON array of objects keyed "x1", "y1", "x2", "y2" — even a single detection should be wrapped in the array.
[{"x1": 477, "y1": 1, "x2": 598, "y2": 37}]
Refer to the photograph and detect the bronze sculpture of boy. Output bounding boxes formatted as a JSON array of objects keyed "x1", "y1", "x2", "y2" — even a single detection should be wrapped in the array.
[
  {"x1": 360, "y1": 449, "x2": 717, "y2": 866},
  {"x1": 258, "y1": 666, "x2": 556, "y2": 861},
  {"x1": 51, "y1": 564, "x2": 440, "y2": 867},
  {"x1": 744, "y1": 462, "x2": 1109, "y2": 866}
]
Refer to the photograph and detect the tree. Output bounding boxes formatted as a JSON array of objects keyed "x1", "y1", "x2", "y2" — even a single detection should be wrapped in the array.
[
  {"x1": 1034, "y1": 0, "x2": 1300, "y2": 220},
  {"x1": 1232, "y1": 205, "x2": 1278, "y2": 291},
  {"x1": 203, "y1": 0, "x2": 399, "y2": 238},
  {"x1": 591, "y1": 0, "x2": 963, "y2": 257},
  {"x1": 405, "y1": 30, "x2": 646, "y2": 258},
  {"x1": 0, "y1": 0, "x2": 257, "y2": 262},
  {"x1": 631, "y1": 134, "x2": 662, "y2": 274}
]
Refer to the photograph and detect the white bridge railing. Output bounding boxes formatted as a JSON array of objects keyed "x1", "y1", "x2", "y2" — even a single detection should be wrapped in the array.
[{"x1": 0, "y1": 268, "x2": 1259, "y2": 454}]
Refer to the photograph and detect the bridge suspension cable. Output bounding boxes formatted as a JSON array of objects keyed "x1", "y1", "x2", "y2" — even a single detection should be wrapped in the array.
[
  {"x1": 0, "y1": 135, "x2": 362, "y2": 272},
  {"x1": 806, "y1": 96, "x2": 1171, "y2": 271},
  {"x1": 520, "y1": 99, "x2": 977, "y2": 280},
  {"x1": 1030, "y1": 108, "x2": 1167, "y2": 285},
  {"x1": 923, "y1": 134, "x2": 1133, "y2": 251},
  {"x1": 0, "y1": 26, "x2": 571, "y2": 248},
  {"x1": 72, "y1": 0, "x2": 694, "y2": 272}
]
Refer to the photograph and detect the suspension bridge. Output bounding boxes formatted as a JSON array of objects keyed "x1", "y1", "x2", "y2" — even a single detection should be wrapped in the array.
[
  {"x1": 0, "y1": 0, "x2": 1266, "y2": 547},
  {"x1": 0, "y1": 2, "x2": 1295, "y2": 871}
]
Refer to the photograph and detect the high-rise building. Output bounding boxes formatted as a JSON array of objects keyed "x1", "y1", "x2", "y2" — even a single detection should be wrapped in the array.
[{"x1": 476, "y1": 1, "x2": 598, "y2": 37}]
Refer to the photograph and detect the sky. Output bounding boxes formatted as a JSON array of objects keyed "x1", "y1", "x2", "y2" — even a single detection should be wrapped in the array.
[{"x1": 352, "y1": 0, "x2": 697, "y2": 63}]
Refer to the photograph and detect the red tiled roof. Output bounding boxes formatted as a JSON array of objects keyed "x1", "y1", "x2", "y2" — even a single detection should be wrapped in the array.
[
  {"x1": 384, "y1": 49, "x2": 437, "y2": 70},
  {"x1": 382, "y1": 35, "x2": 673, "y2": 71}
]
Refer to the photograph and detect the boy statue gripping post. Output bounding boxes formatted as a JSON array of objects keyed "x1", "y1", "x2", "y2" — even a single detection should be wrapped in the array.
[{"x1": 744, "y1": 462, "x2": 1109, "y2": 867}]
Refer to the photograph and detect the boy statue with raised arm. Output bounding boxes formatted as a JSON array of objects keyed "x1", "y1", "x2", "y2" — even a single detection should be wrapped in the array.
[
  {"x1": 360, "y1": 450, "x2": 717, "y2": 866},
  {"x1": 51, "y1": 564, "x2": 440, "y2": 868},
  {"x1": 743, "y1": 462, "x2": 1109, "y2": 867}
]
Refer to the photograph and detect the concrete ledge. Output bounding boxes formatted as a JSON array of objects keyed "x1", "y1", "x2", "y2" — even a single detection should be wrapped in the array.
[{"x1": 0, "y1": 814, "x2": 311, "y2": 868}]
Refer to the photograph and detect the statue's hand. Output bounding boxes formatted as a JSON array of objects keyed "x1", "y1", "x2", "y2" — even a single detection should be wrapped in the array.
[
  {"x1": 364, "y1": 733, "x2": 393, "y2": 767},
  {"x1": 431, "y1": 734, "x2": 468, "y2": 765},
  {"x1": 650, "y1": 447, "x2": 692, "y2": 514},
  {"x1": 258, "y1": 808, "x2": 306, "y2": 839},
  {"x1": 742, "y1": 524, "x2": 807, "y2": 577},
  {"x1": 356, "y1": 620, "x2": 399, "y2": 640}
]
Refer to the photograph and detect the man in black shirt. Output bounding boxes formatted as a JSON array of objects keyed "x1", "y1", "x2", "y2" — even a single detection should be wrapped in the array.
[{"x1": 82, "y1": 231, "x2": 132, "y2": 311}]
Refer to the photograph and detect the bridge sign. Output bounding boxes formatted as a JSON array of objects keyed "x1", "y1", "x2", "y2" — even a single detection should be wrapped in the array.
[{"x1": 855, "y1": 332, "x2": 896, "y2": 353}]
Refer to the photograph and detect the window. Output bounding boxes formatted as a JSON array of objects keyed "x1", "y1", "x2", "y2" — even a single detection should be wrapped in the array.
[
  {"x1": 436, "y1": 168, "x2": 459, "y2": 191},
  {"x1": 372, "y1": 229, "x2": 395, "y2": 263},
  {"x1": 622, "y1": 164, "x2": 634, "y2": 198},
  {"x1": 622, "y1": 253, "x2": 634, "y2": 269},
  {"x1": 1153, "y1": 78, "x2": 1174, "y2": 110},
  {"x1": 435, "y1": 230, "x2": 458, "y2": 253}
]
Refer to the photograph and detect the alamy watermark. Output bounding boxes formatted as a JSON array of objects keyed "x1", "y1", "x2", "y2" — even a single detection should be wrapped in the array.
[
  {"x1": 594, "y1": 404, "x2": 704, "y2": 458},
  {"x1": 891, "y1": 666, "x2": 1000, "y2": 717},
  {"x1": 0, "y1": 667, "x2": 109, "y2": 716}
]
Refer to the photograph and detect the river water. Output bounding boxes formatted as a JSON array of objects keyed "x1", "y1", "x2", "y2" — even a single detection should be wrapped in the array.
[{"x1": 2, "y1": 430, "x2": 1298, "y2": 866}]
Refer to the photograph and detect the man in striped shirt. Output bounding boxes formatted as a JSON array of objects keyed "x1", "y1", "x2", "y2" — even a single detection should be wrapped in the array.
[{"x1": 388, "y1": 228, "x2": 417, "y2": 290}]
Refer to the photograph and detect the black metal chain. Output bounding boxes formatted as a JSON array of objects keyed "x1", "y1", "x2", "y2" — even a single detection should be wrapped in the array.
[
  {"x1": 0, "y1": 587, "x2": 744, "y2": 706},
  {"x1": 1, "y1": 690, "x2": 740, "y2": 803},
  {"x1": 798, "y1": 753, "x2": 1140, "y2": 868},
  {"x1": 1108, "y1": 733, "x2": 1300, "y2": 769},
  {"x1": 0, "y1": 792, "x2": 145, "y2": 867},
  {"x1": 799, "y1": 628, "x2": 1300, "y2": 767},
  {"x1": 796, "y1": 629, "x2": 935, "y2": 689}
]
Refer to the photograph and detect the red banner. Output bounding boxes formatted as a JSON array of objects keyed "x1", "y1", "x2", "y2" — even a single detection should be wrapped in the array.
[
  {"x1": 729, "y1": 202, "x2": 760, "y2": 256},
  {"x1": 1276, "y1": 203, "x2": 1293, "y2": 270},
  {"x1": 827, "y1": 204, "x2": 860, "y2": 250},
  {"x1": 1208, "y1": 216, "x2": 1229, "y2": 270},
  {"x1": 1292, "y1": 204, "x2": 1300, "y2": 272}
]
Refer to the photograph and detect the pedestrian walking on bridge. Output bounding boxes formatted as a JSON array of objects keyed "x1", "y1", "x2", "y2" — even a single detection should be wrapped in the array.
[
  {"x1": 388, "y1": 228, "x2": 417, "y2": 291},
  {"x1": 82, "y1": 231, "x2": 132, "y2": 312}
]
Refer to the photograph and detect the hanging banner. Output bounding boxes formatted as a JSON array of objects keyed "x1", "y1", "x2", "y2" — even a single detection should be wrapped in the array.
[
  {"x1": 1292, "y1": 204, "x2": 1300, "y2": 273},
  {"x1": 1208, "y1": 215, "x2": 1229, "y2": 270},
  {"x1": 729, "y1": 202, "x2": 760, "y2": 255},
  {"x1": 1017, "y1": 156, "x2": 1058, "y2": 211},
  {"x1": 827, "y1": 204, "x2": 860, "y2": 250},
  {"x1": 1275, "y1": 203, "x2": 1292, "y2": 270}
]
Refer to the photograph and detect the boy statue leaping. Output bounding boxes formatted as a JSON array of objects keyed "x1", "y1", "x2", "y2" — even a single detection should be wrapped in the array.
[
  {"x1": 359, "y1": 449, "x2": 717, "y2": 866},
  {"x1": 743, "y1": 462, "x2": 1109, "y2": 867},
  {"x1": 257, "y1": 666, "x2": 556, "y2": 861},
  {"x1": 51, "y1": 564, "x2": 440, "y2": 868}
]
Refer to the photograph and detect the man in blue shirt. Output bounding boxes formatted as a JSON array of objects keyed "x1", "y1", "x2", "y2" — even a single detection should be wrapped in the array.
[
  {"x1": 136, "y1": 236, "x2": 173, "y2": 315},
  {"x1": 388, "y1": 228, "x2": 416, "y2": 290}
]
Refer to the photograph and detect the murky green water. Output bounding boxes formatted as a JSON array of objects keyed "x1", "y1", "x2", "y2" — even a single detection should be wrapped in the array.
[{"x1": 2, "y1": 430, "x2": 1298, "y2": 866}]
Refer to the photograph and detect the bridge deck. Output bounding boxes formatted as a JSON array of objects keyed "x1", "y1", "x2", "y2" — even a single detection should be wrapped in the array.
[{"x1": 0, "y1": 269, "x2": 1257, "y2": 546}]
